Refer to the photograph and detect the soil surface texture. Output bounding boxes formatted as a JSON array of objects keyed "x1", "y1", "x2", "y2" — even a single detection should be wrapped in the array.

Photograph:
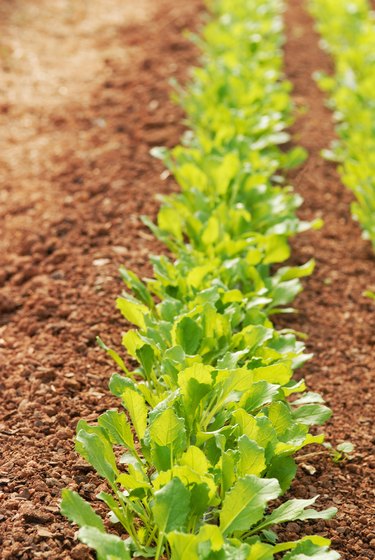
[
  {"x1": 278, "y1": 1, "x2": 375, "y2": 558},
  {"x1": 0, "y1": 0, "x2": 374, "y2": 559},
  {"x1": 0, "y1": 0, "x2": 203, "y2": 558}
]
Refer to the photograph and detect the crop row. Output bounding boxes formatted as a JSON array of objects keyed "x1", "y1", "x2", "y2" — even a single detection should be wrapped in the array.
[
  {"x1": 310, "y1": 0, "x2": 375, "y2": 250},
  {"x1": 60, "y1": 1, "x2": 339, "y2": 558}
]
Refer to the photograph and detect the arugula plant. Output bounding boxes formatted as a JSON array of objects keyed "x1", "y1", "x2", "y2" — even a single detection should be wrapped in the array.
[
  {"x1": 61, "y1": 0, "x2": 339, "y2": 558},
  {"x1": 310, "y1": 0, "x2": 375, "y2": 249}
]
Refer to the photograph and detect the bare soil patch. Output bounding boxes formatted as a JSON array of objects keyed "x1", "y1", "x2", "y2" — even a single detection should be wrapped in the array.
[{"x1": 279, "y1": 1, "x2": 375, "y2": 558}]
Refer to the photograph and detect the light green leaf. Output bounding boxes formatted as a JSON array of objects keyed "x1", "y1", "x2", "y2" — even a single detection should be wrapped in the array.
[
  {"x1": 268, "y1": 401, "x2": 293, "y2": 436},
  {"x1": 336, "y1": 441, "x2": 354, "y2": 454},
  {"x1": 252, "y1": 362, "x2": 292, "y2": 385},
  {"x1": 298, "y1": 506, "x2": 337, "y2": 522},
  {"x1": 213, "y1": 152, "x2": 240, "y2": 195},
  {"x1": 282, "y1": 538, "x2": 340, "y2": 559},
  {"x1": 75, "y1": 429, "x2": 119, "y2": 486},
  {"x1": 149, "y1": 408, "x2": 186, "y2": 449},
  {"x1": 220, "y1": 475, "x2": 280, "y2": 536},
  {"x1": 247, "y1": 541, "x2": 274, "y2": 560},
  {"x1": 78, "y1": 526, "x2": 130, "y2": 560},
  {"x1": 254, "y1": 497, "x2": 318, "y2": 532},
  {"x1": 282, "y1": 146, "x2": 308, "y2": 170},
  {"x1": 158, "y1": 206, "x2": 183, "y2": 240},
  {"x1": 60, "y1": 489, "x2": 104, "y2": 532},
  {"x1": 97, "y1": 337, "x2": 128, "y2": 373},
  {"x1": 221, "y1": 450, "x2": 236, "y2": 496},
  {"x1": 292, "y1": 404, "x2": 332, "y2": 425},
  {"x1": 136, "y1": 344, "x2": 155, "y2": 377},
  {"x1": 233, "y1": 409, "x2": 259, "y2": 440},
  {"x1": 175, "y1": 317, "x2": 203, "y2": 355},
  {"x1": 119, "y1": 266, "x2": 154, "y2": 308},
  {"x1": 178, "y1": 364, "x2": 212, "y2": 419},
  {"x1": 178, "y1": 364, "x2": 213, "y2": 395},
  {"x1": 273, "y1": 535, "x2": 332, "y2": 553},
  {"x1": 198, "y1": 524, "x2": 224, "y2": 550},
  {"x1": 267, "y1": 456, "x2": 297, "y2": 493},
  {"x1": 151, "y1": 477, "x2": 190, "y2": 534},
  {"x1": 238, "y1": 435, "x2": 266, "y2": 477},
  {"x1": 180, "y1": 446, "x2": 209, "y2": 474},
  {"x1": 292, "y1": 392, "x2": 325, "y2": 405},
  {"x1": 116, "y1": 296, "x2": 148, "y2": 329},
  {"x1": 167, "y1": 532, "x2": 199, "y2": 560},
  {"x1": 98, "y1": 410, "x2": 134, "y2": 449},
  {"x1": 262, "y1": 235, "x2": 290, "y2": 265},
  {"x1": 241, "y1": 381, "x2": 280, "y2": 412},
  {"x1": 122, "y1": 389, "x2": 147, "y2": 440}
]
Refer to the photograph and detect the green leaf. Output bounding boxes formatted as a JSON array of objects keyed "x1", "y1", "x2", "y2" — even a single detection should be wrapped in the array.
[
  {"x1": 237, "y1": 435, "x2": 266, "y2": 477},
  {"x1": 292, "y1": 392, "x2": 325, "y2": 405},
  {"x1": 292, "y1": 404, "x2": 332, "y2": 426},
  {"x1": 97, "y1": 337, "x2": 128, "y2": 373},
  {"x1": 202, "y1": 216, "x2": 220, "y2": 245},
  {"x1": 261, "y1": 235, "x2": 290, "y2": 265},
  {"x1": 116, "y1": 296, "x2": 148, "y2": 329},
  {"x1": 78, "y1": 526, "x2": 130, "y2": 560},
  {"x1": 149, "y1": 408, "x2": 186, "y2": 452},
  {"x1": 336, "y1": 441, "x2": 354, "y2": 454},
  {"x1": 267, "y1": 456, "x2": 297, "y2": 493},
  {"x1": 158, "y1": 206, "x2": 183, "y2": 241},
  {"x1": 222, "y1": 543, "x2": 253, "y2": 560},
  {"x1": 119, "y1": 266, "x2": 154, "y2": 308},
  {"x1": 247, "y1": 541, "x2": 274, "y2": 560},
  {"x1": 282, "y1": 538, "x2": 340, "y2": 559},
  {"x1": 167, "y1": 525, "x2": 224, "y2": 559},
  {"x1": 109, "y1": 373, "x2": 137, "y2": 397},
  {"x1": 198, "y1": 525, "x2": 224, "y2": 553},
  {"x1": 298, "y1": 506, "x2": 337, "y2": 522},
  {"x1": 241, "y1": 381, "x2": 280, "y2": 412},
  {"x1": 363, "y1": 290, "x2": 375, "y2": 301},
  {"x1": 75, "y1": 428, "x2": 119, "y2": 486},
  {"x1": 219, "y1": 475, "x2": 280, "y2": 536},
  {"x1": 175, "y1": 317, "x2": 203, "y2": 355},
  {"x1": 273, "y1": 535, "x2": 333, "y2": 553},
  {"x1": 98, "y1": 410, "x2": 134, "y2": 449},
  {"x1": 221, "y1": 450, "x2": 236, "y2": 496},
  {"x1": 178, "y1": 365, "x2": 212, "y2": 425},
  {"x1": 190, "y1": 483, "x2": 210, "y2": 517},
  {"x1": 96, "y1": 491, "x2": 129, "y2": 526},
  {"x1": 253, "y1": 497, "x2": 319, "y2": 532},
  {"x1": 252, "y1": 362, "x2": 292, "y2": 385},
  {"x1": 282, "y1": 146, "x2": 308, "y2": 170},
  {"x1": 276, "y1": 260, "x2": 315, "y2": 282},
  {"x1": 122, "y1": 389, "x2": 147, "y2": 440},
  {"x1": 60, "y1": 489, "x2": 104, "y2": 532},
  {"x1": 268, "y1": 401, "x2": 293, "y2": 436},
  {"x1": 151, "y1": 477, "x2": 190, "y2": 534},
  {"x1": 213, "y1": 152, "x2": 240, "y2": 195},
  {"x1": 136, "y1": 344, "x2": 155, "y2": 377},
  {"x1": 167, "y1": 532, "x2": 199, "y2": 560},
  {"x1": 180, "y1": 446, "x2": 209, "y2": 474},
  {"x1": 178, "y1": 363, "x2": 213, "y2": 394}
]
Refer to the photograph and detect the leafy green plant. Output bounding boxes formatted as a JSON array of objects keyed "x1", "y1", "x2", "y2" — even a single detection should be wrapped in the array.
[
  {"x1": 310, "y1": 0, "x2": 375, "y2": 249},
  {"x1": 60, "y1": 0, "x2": 339, "y2": 558}
]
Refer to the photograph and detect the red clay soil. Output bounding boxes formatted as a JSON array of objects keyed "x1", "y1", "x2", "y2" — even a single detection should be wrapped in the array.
[
  {"x1": 0, "y1": 0, "x2": 203, "y2": 558},
  {"x1": 0, "y1": 1, "x2": 374, "y2": 560},
  {"x1": 278, "y1": 1, "x2": 375, "y2": 558}
]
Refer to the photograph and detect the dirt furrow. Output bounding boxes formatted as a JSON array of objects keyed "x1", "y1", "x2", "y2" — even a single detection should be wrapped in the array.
[
  {"x1": 0, "y1": 1, "x2": 203, "y2": 558},
  {"x1": 279, "y1": 1, "x2": 375, "y2": 558}
]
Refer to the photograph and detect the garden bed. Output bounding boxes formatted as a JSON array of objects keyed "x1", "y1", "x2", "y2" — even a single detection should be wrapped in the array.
[{"x1": 0, "y1": 0, "x2": 374, "y2": 558}]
